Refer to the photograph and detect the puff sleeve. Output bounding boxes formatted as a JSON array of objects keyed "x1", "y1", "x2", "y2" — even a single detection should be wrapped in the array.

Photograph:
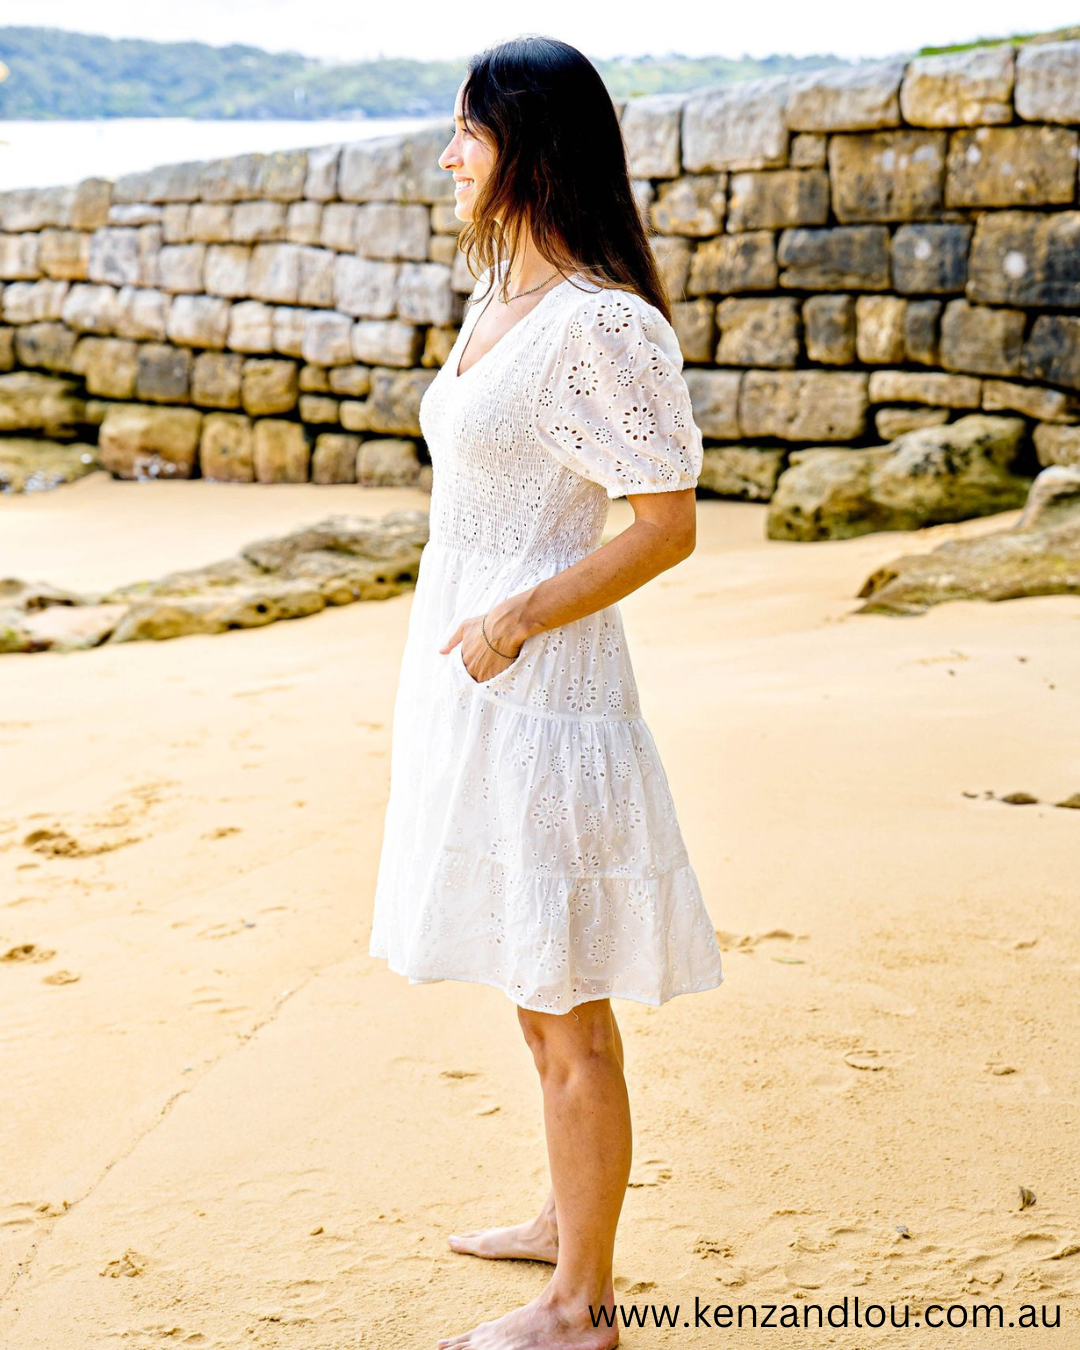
[{"x1": 533, "y1": 288, "x2": 703, "y2": 499}]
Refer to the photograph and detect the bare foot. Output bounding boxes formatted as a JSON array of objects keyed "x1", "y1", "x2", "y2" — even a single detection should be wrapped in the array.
[
  {"x1": 437, "y1": 1284, "x2": 618, "y2": 1349},
  {"x1": 448, "y1": 1214, "x2": 559, "y2": 1263}
]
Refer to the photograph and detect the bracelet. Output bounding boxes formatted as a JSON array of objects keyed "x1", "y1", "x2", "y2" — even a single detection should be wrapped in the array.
[{"x1": 480, "y1": 612, "x2": 518, "y2": 660}]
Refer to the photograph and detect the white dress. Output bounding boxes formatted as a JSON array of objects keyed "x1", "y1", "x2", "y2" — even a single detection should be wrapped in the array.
[{"x1": 367, "y1": 260, "x2": 725, "y2": 1015}]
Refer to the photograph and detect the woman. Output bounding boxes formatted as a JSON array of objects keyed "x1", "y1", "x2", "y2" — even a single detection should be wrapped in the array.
[{"x1": 368, "y1": 34, "x2": 725, "y2": 1350}]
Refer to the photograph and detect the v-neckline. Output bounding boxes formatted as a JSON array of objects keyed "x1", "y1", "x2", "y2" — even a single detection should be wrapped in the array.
[{"x1": 454, "y1": 266, "x2": 579, "y2": 381}]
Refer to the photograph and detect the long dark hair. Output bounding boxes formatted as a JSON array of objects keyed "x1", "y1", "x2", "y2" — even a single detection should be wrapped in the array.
[{"x1": 455, "y1": 35, "x2": 671, "y2": 323}]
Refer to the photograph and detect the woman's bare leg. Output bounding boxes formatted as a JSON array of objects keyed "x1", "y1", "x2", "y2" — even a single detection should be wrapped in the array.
[
  {"x1": 437, "y1": 999, "x2": 629, "y2": 1349},
  {"x1": 448, "y1": 1009, "x2": 625, "y2": 1263}
]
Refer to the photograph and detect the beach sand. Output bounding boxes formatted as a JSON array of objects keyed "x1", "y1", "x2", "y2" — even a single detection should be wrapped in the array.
[{"x1": 1, "y1": 471, "x2": 1077, "y2": 1346}]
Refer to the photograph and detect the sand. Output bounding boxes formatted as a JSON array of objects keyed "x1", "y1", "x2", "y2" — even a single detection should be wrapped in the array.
[{"x1": 1, "y1": 470, "x2": 1077, "y2": 1347}]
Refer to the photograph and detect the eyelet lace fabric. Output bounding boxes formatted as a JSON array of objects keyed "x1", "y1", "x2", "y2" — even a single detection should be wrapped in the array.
[{"x1": 367, "y1": 259, "x2": 725, "y2": 1014}]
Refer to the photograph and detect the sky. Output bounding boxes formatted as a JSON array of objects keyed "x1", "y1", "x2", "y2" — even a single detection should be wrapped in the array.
[{"x1": 1, "y1": 0, "x2": 1077, "y2": 64}]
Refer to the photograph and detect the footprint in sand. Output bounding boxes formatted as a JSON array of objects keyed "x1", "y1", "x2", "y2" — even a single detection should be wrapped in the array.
[
  {"x1": 627, "y1": 1158, "x2": 672, "y2": 1188},
  {"x1": 1, "y1": 942, "x2": 56, "y2": 963},
  {"x1": 202, "y1": 826, "x2": 242, "y2": 840},
  {"x1": 101, "y1": 1249, "x2": 146, "y2": 1278},
  {"x1": 43, "y1": 969, "x2": 80, "y2": 985},
  {"x1": 613, "y1": 1278, "x2": 656, "y2": 1295},
  {"x1": 440, "y1": 1068, "x2": 482, "y2": 1081},
  {"x1": 693, "y1": 1237, "x2": 735, "y2": 1260},
  {"x1": 713, "y1": 928, "x2": 809, "y2": 955}
]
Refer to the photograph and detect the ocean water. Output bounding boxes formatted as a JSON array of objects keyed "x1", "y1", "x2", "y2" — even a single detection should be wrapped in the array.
[{"x1": 0, "y1": 117, "x2": 447, "y2": 192}]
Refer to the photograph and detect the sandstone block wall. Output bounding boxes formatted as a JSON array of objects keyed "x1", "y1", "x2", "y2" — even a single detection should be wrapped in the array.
[{"x1": 3, "y1": 40, "x2": 1080, "y2": 493}]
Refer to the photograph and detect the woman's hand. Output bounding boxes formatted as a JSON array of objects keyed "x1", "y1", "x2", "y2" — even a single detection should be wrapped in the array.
[{"x1": 439, "y1": 607, "x2": 526, "y2": 683}]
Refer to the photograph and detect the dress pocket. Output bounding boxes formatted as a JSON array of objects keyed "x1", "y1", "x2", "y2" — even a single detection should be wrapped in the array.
[{"x1": 452, "y1": 639, "x2": 523, "y2": 688}]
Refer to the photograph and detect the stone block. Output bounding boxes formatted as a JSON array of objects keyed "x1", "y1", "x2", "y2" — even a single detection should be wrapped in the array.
[
  {"x1": 828, "y1": 131, "x2": 947, "y2": 222},
  {"x1": 868, "y1": 370, "x2": 982, "y2": 407},
  {"x1": 364, "y1": 367, "x2": 437, "y2": 435},
  {"x1": 302, "y1": 310, "x2": 353, "y2": 366},
  {"x1": 688, "y1": 232, "x2": 777, "y2": 294},
  {"x1": 138, "y1": 225, "x2": 162, "y2": 286},
  {"x1": 945, "y1": 126, "x2": 1078, "y2": 207},
  {"x1": 698, "y1": 445, "x2": 786, "y2": 501},
  {"x1": 232, "y1": 200, "x2": 288, "y2": 243},
  {"x1": 61, "y1": 283, "x2": 119, "y2": 334},
  {"x1": 0, "y1": 234, "x2": 40, "y2": 281},
  {"x1": 338, "y1": 135, "x2": 407, "y2": 202},
  {"x1": 670, "y1": 300, "x2": 715, "y2": 363},
  {"x1": 321, "y1": 202, "x2": 359, "y2": 252},
  {"x1": 899, "y1": 47, "x2": 1015, "y2": 126},
  {"x1": 777, "y1": 226, "x2": 890, "y2": 290},
  {"x1": 188, "y1": 203, "x2": 233, "y2": 243},
  {"x1": 1021, "y1": 315, "x2": 1080, "y2": 390},
  {"x1": 257, "y1": 150, "x2": 308, "y2": 202},
  {"x1": 98, "y1": 404, "x2": 202, "y2": 478},
  {"x1": 982, "y1": 379, "x2": 1080, "y2": 423},
  {"x1": 0, "y1": 185, "x2": 74, "y2": 232},
  {"x1": 650, "y1": 235, "x2": 692, "y2": 301},
  {"x1": 200, "y1": 153, "x2": 263, "y2": 203},
  {"x1": 621, "y1": 93, "x2": 683, "y2": 178},
  {"x1": 334, "y1": 256, "x2": 399, "y2": 318},
  {"x1": 682, "y1": 369, "x2": 742, "y2": 438},
  {"x1": 298, "y1": 394, "x2": 340, "y2": 424},
  {"x1": 298, "y1": 247, "x2": 335, "y2": 307},
  {"x1": 1014, "y1": 39, "x2": 1080, "y2": 123},
  {"x1": 1032, "y1": 423, "x2": 1080, "y2": 467},
  {"x1": 200, "y1": 412, "x2": 255, "y2": 481},
  {"x1": 71, "y1": 178, "x2": 112, "y2": 232},
  {"x1": 967, "y1": 211, "x2": 1080, "y2": 307},
  {"x1": 354, "y1": 202, "x2": 431, "y2": 260},
  {"x1": 305, "y1": 144, "x2": 341, "y2": 201},
  {"x1": 1, "y1": 279, "x2": 69, "y2": 324},
  {"x1": 112, "y1": 285, "x2": 169, "y2": 341},
  {"x1": 192, "y1": 351, "x2": 244, "y2": 408},
  {"x1": 357, "y1": 437, "x2": 421, "y2": 486},
  {"x1": 789, "y1": 133, "x2": 827, "y2": 168},
  {"x1": 338, "y1": 401, "x2": 369, "y2": 433},
  {"x1": 891, "y1": 223, "x2": 972, "y2": 294},
  {"x1": 161, "y1": 204, "x2": 190, "y2": 243},
  {"x1": 136, "y1": 343, "x2": 193, "y2": 402},
  {"x1": 398, "y1": 124, "x2": 456, "y2": 204},
  {"x1": 682, "y1": 76, "x2": 791, "y2": 172},
  {"x1": 715, "y1": 297, "x2": 799, "y2": 367},
  {"x1": 205, "y1": 244, "x2": 251, "y2": 298},
  {"x1": 226, "y1": 300, "x2": 275, "y2": 354},
  {"x1": 726, "y1": 169, "x2": 829, "y2": 231},
  {"x1": 648, "y1": 174, "x2": 726, "y2": 236},
  {"x1": 241, "y1": 359, "x2": 298, "y2": 416},
  {"x1": 395, "y1": 262, "x2": 455, "y2": 324},
  {"x1": 249, "y1": 243, "x2": 302, "y2": 304},
  {"x1": 939, "y1": 298, "x2": 1026, "y2": 377},
  {"x1": 739, "y1": 370, "x2": 868, "y2": 440},
  {"x1": 167, "y1": 294, "x2": 231, "y2": 349},
  {"x1": 158, "y1": 243, "x2": 206, "y2": 293},
  {"x1": 71, "y1": 336, "x2": 139, "y2": 399},
  {"x1": 252, "y1": 419, "x2": 310, "y2": 482},
  {"x1": 350, "y1": 320, "x2": 422, "y2": 368},
  {"x1": 14, "y1": 323, "x2": 78, "y2": 372},
  {"x1": 272, "y1": 307, "x2": 313, "y2": 358},
  {"x1": 312, "y1": 432, "x2": 360, "y2": 483},
  {"x1": 875, "y1": 407, "x2": 951, "y2": 440},
  {"x1": 113, "y1": 160, "x2": 202, "y2": 205},
  {"x1": 38, "y1": 230, "x2": 91, "y2": 281},
  {"x1": 0, "y1": 371, "x2": 85, "y2": 432},
  {"x1": 108, "y1": 203, "x2": 163, "y2": 226},
  {"x1": 785, "y1": 58, "x2": 906, "y2": 130},
  {"x1": 803, "y1": 294, "x2": 856, "y2": 364},
  {"x1": 327, "y1": 365, "x2": 372, "y2": 397},
  {"x1": 286, "y1": 200, "x2": 323, "y2": 246},
  {"x1": 904, "y1": 299, "x2": 943, "y2": 365},
  {"x1": 855, "y1": 294, "x2": 907, "y2": 363}
]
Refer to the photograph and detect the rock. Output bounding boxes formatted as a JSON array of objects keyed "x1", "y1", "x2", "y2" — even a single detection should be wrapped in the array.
[
  {"x1": 0, "y1": 371, "x2": 87, "y2": 435},
  {"x1": 13, "y1": 323, "x2": 78, "y2": 373},
  {"x1": 1032, "y1": 423, "x2": 1080, "y2": 468},
  {"x1": 297, "y1": 247, "x2": 335, "y2": 307},
  {"x1": 828, "y1": 130, "x2": 947, "y2": 223},
  {"x1": 621, "y1": 93, "x2": 683, "y2": 179},
  {"x1": 364, "y1": 368, "x2": 436, "y2": 436},
  {"x1": 1014, "y1": 39, "x2": 1080, "y2": 122},
  {"x1": 683, "y1": 369, "x2": 742, "y2": 438},
  {"x1": 351, "y1": 320, "x2": 423, "y2": 368},
  {"x1": 875, "y1": 407, "x2": 950, "y2": 440},
  {"x1": 1021, "y1": 315, "x2": 1080, "y2": 391},
  {"x1": 241, "y1": 359, "x2": 298, "y2": 416},
  {"x1": 803, "y1": 294, "x2": 856, "y2": 364},
  {"x1": 739, "y1": 370, "x2": 868, "y2": 441},
  {"x1": 338, "y1": 135, "x2": 407, "y2": 203},
  {"x1": 327, "y1": 365, "x2": 372, "y2": 398},
  {"x1": 61, "y1": 283, "x2": 120, "y2": 335},
  {"x1": 904, "y1": 299, "x2": 943, "y2": 365},
  {"x1": 767, "y1": 413, "x2": 1031, "y2": 541},
  {"x1": 286, "y1": 201, "x2": 323, "y2": 246},
  {"x1": 900, "y1": 47, "x2": 1015, "y2": 127},
  {"x1": 227, "y1": 300, "x2": 275, "y2": 354},
  {"x1": 305, "y1": 144, "x2": 342, "y2": 202},
  {"x1": 98, "y1": 404, "x2": 202, "y2": 479},
  {"x1": 939, "y1": 299, "x2": 1026, "y2": 377},
  {"x1": 0, "y1": 439, "x2": 100, "y2": 493},
  {"x1": 785, "y1": 58, "x2": 906, "y2": 131},
  {"x1": 113, "y1": 286, "x2": 170, "y2": 341},
  {"x1": 715, "y1": 297, "x2": 799, "y2": 367},
  {"x1": 70, "y1": 178, "x2": 112, "y2": 232},
  {"x1": 87, "y1": 227, "x2": 141, "y2": 286},
  {"x1": 395, "y1": 262, "x2": 455, "y2": 325},
  {"x1": 252, "y1": 419, "x2": 310, "y2": 482},
  {"x1": 855, "y1": 295, "x2": 906, "y2": 363},
  {"x1": 157, "y1": 243, "x2": 206, "y2": 293},
  {"x1": 356, "y1": 438, "x2": 421, "y2": 486},
  {"x1": 136, "y1": 343, "x2": 192, "y2": 403},
  {"x1": 648, "y1": 175, "x2": 727, "y2": 236},
  {"x1": 299, "y1": 365, "x2": 331, "y2": 393},
  {"x1": 298, "y1": 395, "x2": 340, "y2": 424},
  {"x1": 698, "y1": 445, "x2": 785, "y2": 500},
  {"x1": 945, "y1": 126, "x2": 1078, "y2": 208},
  {"x1": 2, "y1": 279, "x2": 69, "y2": 324},
  {"x1": 727, "y1": 170, "x2": 830, "y2": 231},
  {"x1": 188, "y1": 203, "x2": 232, "y2": 243},
  {"x1": 301, "y1": 311, "x2": 353, "y2": 366},
  {"x1": 688, "y1": 232, "x2": 777, "y2": 294},
  {"x1": 868, "y1": 370, "x2": 981, "y2": 407},
  {"x1": 333, "y1": 256, "x2": 399, "y2": 318},
  {"x1": 200, "y1": 412, "x2": 254, "y2": 481},
  {"x1": 257, "y1": 149, "x2": 308, "y2": 202},
  {"x1": 968, "y1": 211, "x2": 1080, "y2": 307},
  {"x1": 192, "y1": 351, "x2": 244, "y2": 408},
  {"x1": 312, "y1": 432, "x2": 361, "y2": 483},
  {"x1": 38, "y1": 230, "x2": 91, "y2": 282},
  {"x1": 248, "y1": 243, "x2": 302, "y2": 304},
  {"x1": 167, "y1": 294, "x2": 230, "y2": 349},
  {"x1": 777, "y1": 226, "x2": 890, "y2": 290},
  {"x1": 354, "y1": 203, "x2": 430, "y2": 261},
  {"x1": 231, "y1": 201, "x2": 287, "y2": 243},
  {"x1": 0, "y1": 233, "x2": 40, "y2": 281},
  {"x1": 682, "y1": 76, "x2": 791, "y2": 172},
  {"x1": 855, "y1": 465, "x2": 1080, "y2": 613},
  {"x1": 205, "y1": 243, "x2": 251, "y2": 298},
  {"x1": 650, "y1": 235, "x2": 692, "y2": 300},
  {"x1": 983, "y1": 380, "x2": 1080, "y2": 423},
  {"x1": 891, "y1": 223, "x2": 972, "y2": 294},
  {"x1": 670, "y1": 300, "x2": 715, "y2": 363},
  {"x1": 321, "y1": 202, "x2": 359, "y2": 251},
  {"x1": 72, "y1": 337, "x2": 139, "y2": 399}
]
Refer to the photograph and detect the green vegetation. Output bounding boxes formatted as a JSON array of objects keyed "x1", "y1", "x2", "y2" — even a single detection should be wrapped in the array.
[
  {"x1": 915, "y1": 24, "x2": 1079, "y2": 56},
  {"x1": 0, "y1": 26, "x2": 848, "y2": 120}
]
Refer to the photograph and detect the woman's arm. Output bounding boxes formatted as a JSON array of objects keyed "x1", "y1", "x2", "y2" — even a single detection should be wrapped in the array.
[{"x1": 440, "y1": 488, "x2": 697, "y2": 682}]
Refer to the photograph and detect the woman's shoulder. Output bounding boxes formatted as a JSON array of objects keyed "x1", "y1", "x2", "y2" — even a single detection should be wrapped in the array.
[{"x1": 556, "y1": 276, "x2": 681, "y2": 364}]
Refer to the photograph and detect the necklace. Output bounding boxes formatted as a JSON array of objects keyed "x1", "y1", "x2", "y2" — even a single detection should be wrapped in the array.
[{"x1": 467, "y1": 267, "x2": 563, "y2": 306}]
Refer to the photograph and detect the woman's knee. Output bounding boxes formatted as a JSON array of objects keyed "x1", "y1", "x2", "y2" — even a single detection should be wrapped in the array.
[{"x1": 517, "y1": 999, "x2": 618, "y2": 1075}]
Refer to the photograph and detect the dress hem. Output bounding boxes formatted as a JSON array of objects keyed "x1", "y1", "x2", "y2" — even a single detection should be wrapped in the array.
[{"x1": 367, "y1": 947, "x2": 725, "y2": 1016}]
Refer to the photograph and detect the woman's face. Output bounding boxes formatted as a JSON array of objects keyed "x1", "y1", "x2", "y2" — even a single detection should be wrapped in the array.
[{"x1": 438, "y1": 80, "x2": 496, "y2": 221}]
